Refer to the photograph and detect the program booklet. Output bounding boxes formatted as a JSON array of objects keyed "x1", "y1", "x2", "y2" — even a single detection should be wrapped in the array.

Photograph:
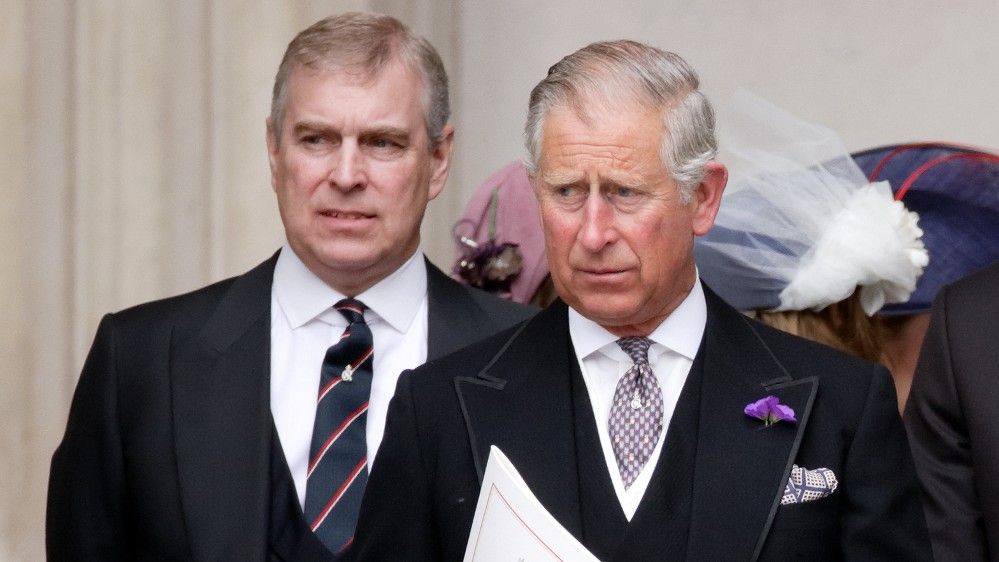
[{"x1": 463, "y1": 446, "x2": 601, "y2": 562}]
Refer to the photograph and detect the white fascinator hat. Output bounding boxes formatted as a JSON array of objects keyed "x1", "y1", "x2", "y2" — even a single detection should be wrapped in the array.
[{"x1": 694, "y1": 90, "x2": 928, "y2": 316}]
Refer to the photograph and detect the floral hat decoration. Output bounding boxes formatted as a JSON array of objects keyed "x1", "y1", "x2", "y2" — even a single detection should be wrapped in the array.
[
  {"x1": 452, "y1": 161, "x2": 549, "y2": 304},
  {"x1": 694, "y1": 90, "x2": 929, "y2": 316},
  {"x1": 851, "y1": 142, "x2": 999, "y2": 315}
]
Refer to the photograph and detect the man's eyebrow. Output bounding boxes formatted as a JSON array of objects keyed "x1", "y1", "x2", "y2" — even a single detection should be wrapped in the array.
[
  {"x1": 540, "y1": 170, "x2": 583, "y2": 186},
  {"x1": 291, "y1": 121, "x2": 335, "y2": 136},
  {"x1": 359, "y1": 126, "x2": 411, "y2": 139}
]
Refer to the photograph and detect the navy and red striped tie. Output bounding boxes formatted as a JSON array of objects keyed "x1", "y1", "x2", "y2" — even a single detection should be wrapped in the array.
[{"x1": 304, "y1": 298, "x2": 373, "y2": 554}]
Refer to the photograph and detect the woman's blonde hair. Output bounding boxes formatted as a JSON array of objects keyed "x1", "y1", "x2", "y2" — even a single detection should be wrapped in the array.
[{"x1": 751, "y1": 292, "x2": 884, "y2": 364}]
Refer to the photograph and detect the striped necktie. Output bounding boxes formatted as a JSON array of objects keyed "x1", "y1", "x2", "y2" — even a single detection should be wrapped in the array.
[{"x1": 303, "y1": 298, "x2": 373, "y2": 554}]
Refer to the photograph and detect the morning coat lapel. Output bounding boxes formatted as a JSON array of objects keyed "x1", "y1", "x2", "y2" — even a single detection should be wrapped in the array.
[
  {"x1": 454, "y1": 301, "x2": 584, "y2": 538},
  {"x1": 171, "y1": 254, "x2": 278, "y2": 562},
  {"x1": 686, "y1": 287, "x2": 817, "y2": 562}
]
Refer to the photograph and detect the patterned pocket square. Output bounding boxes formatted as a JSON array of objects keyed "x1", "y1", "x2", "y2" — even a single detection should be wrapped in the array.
[{"x1": 781, "y1": 464, "x2": 838, "y2": 505}]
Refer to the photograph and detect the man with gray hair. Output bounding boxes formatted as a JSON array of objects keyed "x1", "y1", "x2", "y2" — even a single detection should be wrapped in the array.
[
  {"x1": 47, "y1": 12, "x2": 531, "y2": 561},
  {"x1": 350, "y1": 40, "x2": 931, "y2": 560}
]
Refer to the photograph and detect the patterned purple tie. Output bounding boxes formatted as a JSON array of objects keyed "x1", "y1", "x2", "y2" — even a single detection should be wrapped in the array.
[
  {"x1": 609, "y1": 337, "x2": 664, "y2": 489},
  {"x1": 304, "y1": 298, "x2": 373, "y2": 554}
]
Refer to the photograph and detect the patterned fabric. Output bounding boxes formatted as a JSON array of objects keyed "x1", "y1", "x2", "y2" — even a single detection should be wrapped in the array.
[
  {"x1": 304, "y1": 298, "x2": 373, "y2": 554},
  {"x1": 609, "y1": 337, "x2": 665, "y2": 489},
  {"x1": 781, "y1": 464, "x2": 838, "y2": 505}
]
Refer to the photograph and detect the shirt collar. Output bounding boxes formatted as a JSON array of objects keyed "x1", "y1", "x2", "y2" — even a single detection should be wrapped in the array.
[
  {"x1": 568, "y1": 271, "x2": 707, "y2": 361},
  {"x1": 273, "y1": 243, "x2": 427, "y2": 332}
]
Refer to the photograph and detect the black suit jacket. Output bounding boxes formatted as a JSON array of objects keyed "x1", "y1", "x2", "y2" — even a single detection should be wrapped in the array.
[
  {"x1": 905, "y1": 262, "x2": 999, "y2": 562},
  {"x1": 46, "y1": 251, "x2": 535, "y2": 561},
  {"x1": 351, "y1": 287, "x2": 931, "y2": 561}
]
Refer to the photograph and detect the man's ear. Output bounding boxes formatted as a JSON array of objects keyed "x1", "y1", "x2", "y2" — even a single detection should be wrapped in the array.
[
  {"x1": 691, "y1": 161, "x2": 728, "y2": 236},
  {"x1": 427, "y1": 124, "x2": 455, "y2": 201},
  {"x1": 265, "y1": 117, "x2": 280, "y2": 192}
]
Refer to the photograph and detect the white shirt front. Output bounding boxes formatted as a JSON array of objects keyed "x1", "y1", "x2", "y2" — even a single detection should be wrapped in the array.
[
  {"x1": 568, "y1": 277, "x2": 706, "y2": 521},
  {"x1": 270, "y1": 244, "x2": 428, "y2": 507}
]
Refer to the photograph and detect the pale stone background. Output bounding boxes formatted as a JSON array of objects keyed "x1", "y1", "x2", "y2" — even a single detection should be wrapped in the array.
[{"x1": 3, "y1": 1, "x2": 996, "y2": 559}]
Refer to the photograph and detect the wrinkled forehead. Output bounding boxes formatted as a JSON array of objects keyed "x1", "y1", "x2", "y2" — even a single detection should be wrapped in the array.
[{"x1": 538, "y1": 102, "x2": 666, "y2": 170}]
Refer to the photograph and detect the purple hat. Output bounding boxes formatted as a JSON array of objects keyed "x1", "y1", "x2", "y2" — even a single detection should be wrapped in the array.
[
  {"x1": 852, "y1": 143, "x2": 999, "y2": 315},
  {"x1": 452, "y1": 161, "x2": 549, "y2": 304}
]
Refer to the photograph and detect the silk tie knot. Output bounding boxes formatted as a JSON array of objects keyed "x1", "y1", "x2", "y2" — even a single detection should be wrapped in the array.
[
  {"x1": 617, "y1": 336, "x2": 652, "y2": 366},
  {"x1": 334, "y1": 298, "x2": 367, "y2": 325}
]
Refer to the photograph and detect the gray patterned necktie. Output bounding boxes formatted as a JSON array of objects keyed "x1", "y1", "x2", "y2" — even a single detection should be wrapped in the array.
[{"x1": 608, "y1": 337, "x2": 665, "y2": 489}]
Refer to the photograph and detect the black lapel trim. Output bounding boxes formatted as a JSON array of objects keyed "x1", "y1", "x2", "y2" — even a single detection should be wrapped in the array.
[
  {"x1": 454, "y1": 319, "x2": 530, "y2": 480},
  {"x1": 452, "y1": 301, "x2": 584, "y2": 538},
  {"x1": 750, "y1": 375, "x2": 819, "y2": 561},
  {"x1": 686, "y1": 286, "x2": 819, "y2": 562}
]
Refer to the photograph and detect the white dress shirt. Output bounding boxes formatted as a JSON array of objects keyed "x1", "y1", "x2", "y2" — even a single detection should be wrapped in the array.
[
  {"x1": 270, "y1": 244, "x2": 429, "y2": 507},
  {"x1": 568, "y1": 277, "x2": 706, "y2": 521}
]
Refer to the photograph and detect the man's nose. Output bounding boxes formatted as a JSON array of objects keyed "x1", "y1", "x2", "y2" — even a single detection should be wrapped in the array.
[
  {"x1": 328, "y1": 142, "x2": 366, "y2": 191},
  {"x1": 577, "y1": 193, "x2": 617, "y2": 251}
]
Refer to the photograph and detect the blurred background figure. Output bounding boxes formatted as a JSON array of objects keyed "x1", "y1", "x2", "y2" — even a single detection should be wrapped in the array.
[
  {"x1": 452, "y1": 160, "x2": 557, "y2": 306},
  {"x1": 903, "y1": 261, "x2": 999, "y2": 562},
  {"x1": 695, "y1": 91, "x2": 929, "y2": 411},
  {"x1": 851, "y1": 143, "x2": 999, "y2": 409}
]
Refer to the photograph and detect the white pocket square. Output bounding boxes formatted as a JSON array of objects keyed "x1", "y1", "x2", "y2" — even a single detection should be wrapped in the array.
[{"x1": 781, "y1": 464, "x2": 838, "y2": 505}]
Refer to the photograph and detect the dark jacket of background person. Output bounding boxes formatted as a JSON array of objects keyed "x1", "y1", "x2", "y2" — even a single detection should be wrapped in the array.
[{"x1": 905, "y1": 261, "x2": 999, "y2": 562}]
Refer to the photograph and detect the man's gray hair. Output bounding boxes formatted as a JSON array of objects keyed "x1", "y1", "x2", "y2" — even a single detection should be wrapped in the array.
[
  {"x1": 524, "y1": 40, "x2": 717, "y2": 202},
  {"x1": 270, "y1": 12, "x2": 450, "y2": 149}
]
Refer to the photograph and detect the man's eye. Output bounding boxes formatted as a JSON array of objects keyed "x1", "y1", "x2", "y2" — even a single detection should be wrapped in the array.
[
  {"x1": 616, "y1": 187, "x2": 635, "y2": 197},
  {"x1": 301, "y1": 135, "x2": 325, "y2": 145},
  {"x1": 556, "y1": 186, "x2": 578, "y2": 197},
  {"x1": 370, "y1": 138, "x2": 400, "y2": 149}
]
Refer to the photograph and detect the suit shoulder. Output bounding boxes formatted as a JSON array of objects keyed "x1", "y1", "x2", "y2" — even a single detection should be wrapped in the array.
[
  {"x1": 463, "y1": 284, "x2": 537, "y2": 325},
  {"x1": 109, "y1": 275, "x2": 239, "y2": 329},
  {"x1": 741, "y1": 313, "x2": 886, "y2": 383},
  {"x1": 409, "y1": 322, "x2": 524, "y2": 387},
  {"x1": 943, "y1": 261, "x2": 999, "y2": 310},
  {"x1": 105, "y1": 254, "x2": 276, "y2": 333}
]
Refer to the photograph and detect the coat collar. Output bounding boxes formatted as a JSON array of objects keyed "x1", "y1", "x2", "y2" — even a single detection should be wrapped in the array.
[
  {"x1": 456, "y1": 287, "x2": 817, "y2": 559},
  {"x1": 426, "y1": 259, "x2": 503, "y2": 361}
]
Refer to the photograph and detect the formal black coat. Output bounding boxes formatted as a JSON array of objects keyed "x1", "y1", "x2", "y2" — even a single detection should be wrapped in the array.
[
  {"x1": 46, "y1": 252, "x2": 535, "y2": 561},
  {"x1": 905, "y1": 262, "x2": 999, "y2": 562},
  {"x1": 351, "y1": 287, "x2": 931, "y2": 561}
]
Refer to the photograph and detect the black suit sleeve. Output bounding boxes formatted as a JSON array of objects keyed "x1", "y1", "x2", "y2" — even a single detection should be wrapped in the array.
[
  {"x1": 842, "y1": 366, "x2": 932, "y2": 560},
  {"x1": 47, "y1": 314, "x2": 130, "y2": 561},
  {"x1": 350, "y1": 371, "x2": 439, "y2": 561},
  {"x1": 904, "y1": 285, "x2": 989, "y2": 562}
]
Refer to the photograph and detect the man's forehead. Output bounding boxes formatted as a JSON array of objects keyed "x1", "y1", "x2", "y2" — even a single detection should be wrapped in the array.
[{"x1": 538, "y1": 107, "x2": 665, "y2": 182}]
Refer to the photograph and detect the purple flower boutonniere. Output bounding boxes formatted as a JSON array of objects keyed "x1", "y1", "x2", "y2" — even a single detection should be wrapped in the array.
[{"x1": 744, "y1": 395, "x2": 796, "y2": 427}]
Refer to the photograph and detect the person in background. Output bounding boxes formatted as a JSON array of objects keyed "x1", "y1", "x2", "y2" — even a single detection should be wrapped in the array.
[
  {"x1": 851, "y1": 143, "x2": 999, "y2": 409},
  {"x1": 695, "y1": 91, "x2": 930, "y2": 414},
  {"x1": 46, "y1": 12, "x2": 532, "y2": 561},
  {"x1": 903, "y1": 262, "x2": 999, "y2": 562},
  {"x1": 350, "y1": 41, "x2": 930, "y2": 561},
  {"x1": 452, "y1": 160, "x2": 556, "y2": 307}
]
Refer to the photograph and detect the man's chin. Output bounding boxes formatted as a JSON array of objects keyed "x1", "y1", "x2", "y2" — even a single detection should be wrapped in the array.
[{"x1": 568, "y1": 295, "x2": 643, "y2": 327}]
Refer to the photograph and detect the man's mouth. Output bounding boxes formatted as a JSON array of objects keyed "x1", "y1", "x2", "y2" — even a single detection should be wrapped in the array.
[{"x1": 319, "y1": 209, "x2": 373, "y2": 220}]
